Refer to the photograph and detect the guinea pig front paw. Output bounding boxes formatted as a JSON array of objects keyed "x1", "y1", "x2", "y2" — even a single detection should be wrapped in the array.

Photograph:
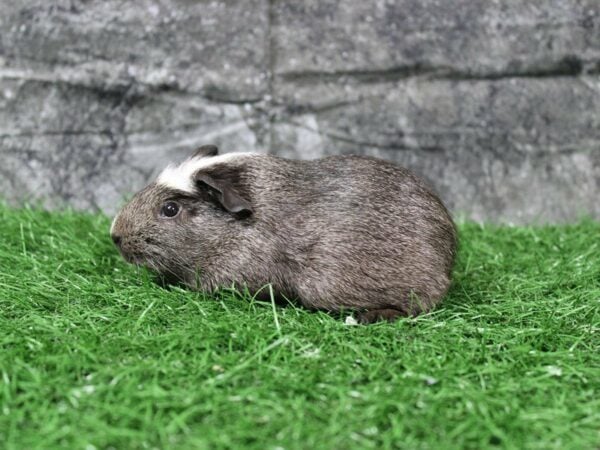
[{"x1": 356, "y1": 308, "x2": 406, "y2": 324}]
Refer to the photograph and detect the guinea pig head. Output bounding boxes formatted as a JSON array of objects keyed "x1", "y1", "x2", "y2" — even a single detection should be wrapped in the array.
[{"x1": 110, "y1": 145, "x2": 254, "y2": 283}]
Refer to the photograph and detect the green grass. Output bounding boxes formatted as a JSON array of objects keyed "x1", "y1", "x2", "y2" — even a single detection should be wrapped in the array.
[{"x1": 0, "y1": 204, "x2": 598, "y2": 450}]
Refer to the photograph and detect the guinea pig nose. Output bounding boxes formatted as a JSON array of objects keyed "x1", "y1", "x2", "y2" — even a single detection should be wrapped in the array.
[{"x1": 111, "y1": 234, "x2": 122, "y2": 246}]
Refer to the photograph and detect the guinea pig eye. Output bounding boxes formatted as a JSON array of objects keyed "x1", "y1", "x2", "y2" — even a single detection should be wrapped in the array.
[{"x1": 160, "y1": 201, "x2": 180, "y2": 218}]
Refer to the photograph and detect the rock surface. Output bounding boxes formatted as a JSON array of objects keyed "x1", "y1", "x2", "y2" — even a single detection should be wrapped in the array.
[{"x1": 1, "y1": 0, "x2": 599, "y2": 222}]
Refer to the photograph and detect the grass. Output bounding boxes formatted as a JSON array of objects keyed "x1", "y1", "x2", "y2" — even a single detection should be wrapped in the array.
[{"x1": 0, "y1": 204, "x2": 598, "y2": 450}]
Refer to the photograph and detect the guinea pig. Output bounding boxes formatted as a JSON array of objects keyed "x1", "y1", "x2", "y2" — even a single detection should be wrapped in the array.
[{"x1": 110, "y1": 145, "x2": 457, "y2": 324}]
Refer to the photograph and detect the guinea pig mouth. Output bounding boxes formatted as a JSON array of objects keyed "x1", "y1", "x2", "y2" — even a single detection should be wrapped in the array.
[
  {"x1": 114, "y1": 243, "x2": 149, "y2": 266},
  {"x1": 120, "y1": 250, "x2": 147, "y2": 266},
  {"x1": 119, "y1": 248, "x2": 169, "y2": 274},
  {"x1": 115, "y1": 240, "x2": 188, "y2": 281},
  {"x1": 114, "y1": 239, "x2": 154, "y2": 267}
]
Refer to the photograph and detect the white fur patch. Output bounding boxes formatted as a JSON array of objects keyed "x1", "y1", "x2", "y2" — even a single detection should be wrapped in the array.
[{"x1": 156, "y1": 152, "x2": 256, "y2": 193}]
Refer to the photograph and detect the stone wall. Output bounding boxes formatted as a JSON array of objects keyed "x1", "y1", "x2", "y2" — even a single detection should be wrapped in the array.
[{"x1": 1, "y1": 0, "x2": 599, "y2": 222}]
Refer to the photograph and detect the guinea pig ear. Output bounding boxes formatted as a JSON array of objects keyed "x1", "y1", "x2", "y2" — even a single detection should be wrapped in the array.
[
  {"x1": 196, "y1": 173, "x2": 253, "y2": 218},
  {"x1": 192, "y1": 145, "x2": 219, "y2": 158}
]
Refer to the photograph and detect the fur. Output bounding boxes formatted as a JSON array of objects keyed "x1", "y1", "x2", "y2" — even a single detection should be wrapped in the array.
[
  {"x1": 157, "y1": 152, "x2": 256, "y2": 193},
  {"x1": 111, "y1": 149, "x2": 458, "y2": 324}
]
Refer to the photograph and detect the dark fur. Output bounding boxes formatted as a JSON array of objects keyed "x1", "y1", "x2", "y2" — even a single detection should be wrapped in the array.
[{"x1": 111, "y1": 150, "x2": 457, "y2": 323}]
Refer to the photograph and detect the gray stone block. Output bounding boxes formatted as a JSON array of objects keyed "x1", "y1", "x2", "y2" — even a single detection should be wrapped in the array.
[
  {"x1": 271, "y1": 0, "x2": 599, "y2": 77},
  {"x1": 0, "y1": 0, "x2": 269, "y2": 211},
  {"x1": 271, "y1": 0, "x2": 600, "y2": 222},
  {"x1": 1, "y1": 0, "x2": 599, "y2": 222},
  {"x1": 271, "y1": 76, "x2": 600, "y2": 221}
]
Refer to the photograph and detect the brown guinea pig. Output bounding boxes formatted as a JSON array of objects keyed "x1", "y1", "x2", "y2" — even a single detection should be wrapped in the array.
[{"x1": 110, "y1": 145, "x2": 457, "y2": 323}]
